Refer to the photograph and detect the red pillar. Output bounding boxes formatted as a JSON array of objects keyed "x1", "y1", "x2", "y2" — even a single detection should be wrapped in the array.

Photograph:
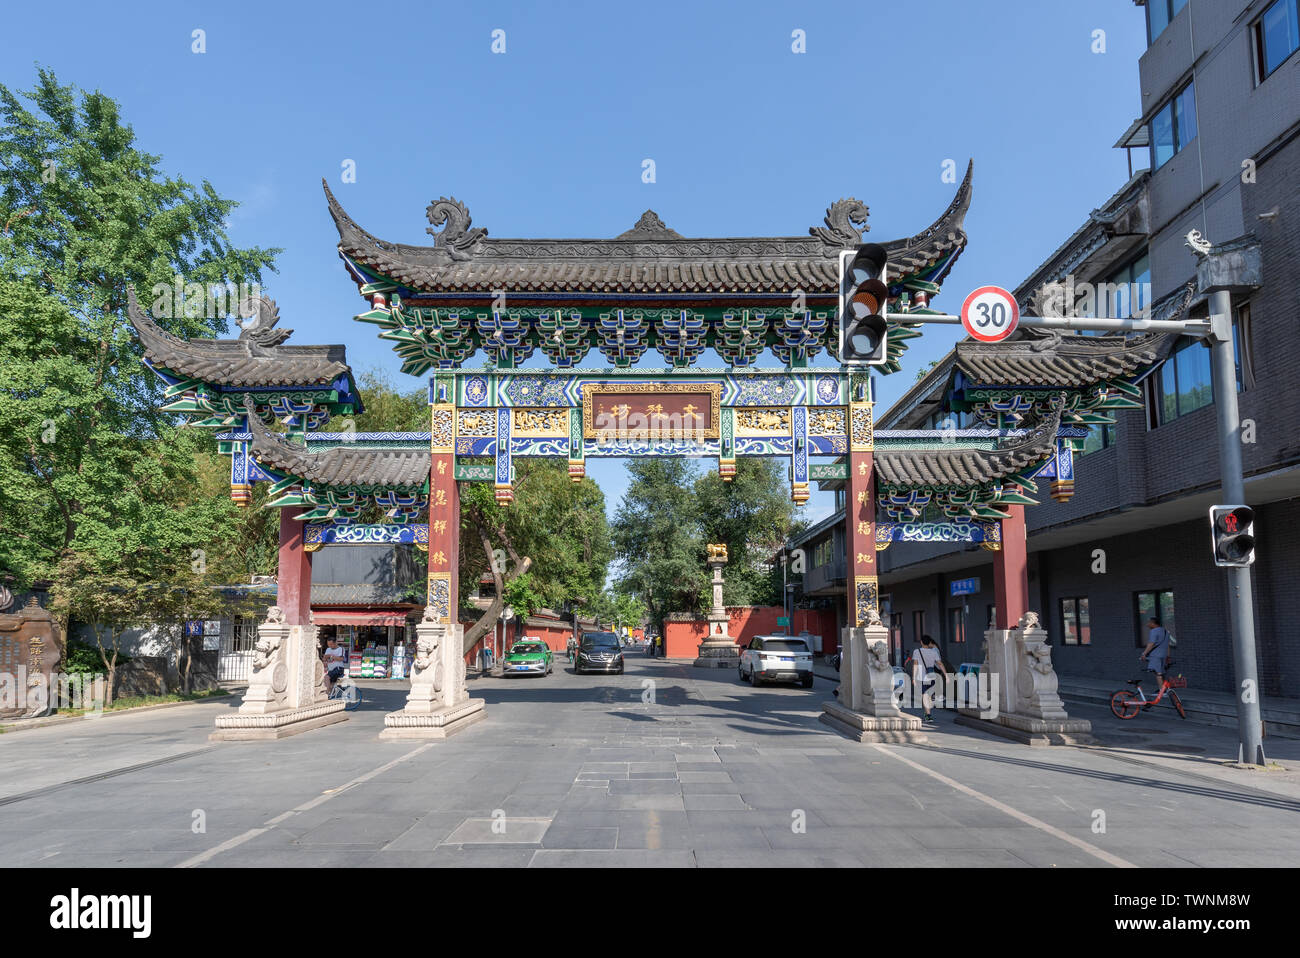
[
  {"x1": 277, "y1": 506, "x2": 313, "y2": 626},
  {"x1": 427, "y1": 404, "x2": 459, "y2": 624},
  {"x1": 993, "y1": 504, "x2": 1029, "y2": 629},
  {"x1": 845, "y1": 401, "x2": 877, "y2": 627}
]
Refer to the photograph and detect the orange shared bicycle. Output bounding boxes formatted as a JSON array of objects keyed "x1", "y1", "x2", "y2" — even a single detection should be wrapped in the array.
[{"x1": 1110, "y1": 671, "x2": 1187, "y2": 720}]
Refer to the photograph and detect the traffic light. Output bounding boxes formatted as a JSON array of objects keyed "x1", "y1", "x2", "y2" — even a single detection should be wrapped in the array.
[
  {"x1": 1210, "y1": 505, "x2": 1256, "y2": 567},
  {"x1": 838, "y1": 243, "x2": 890, "y2": 366}
]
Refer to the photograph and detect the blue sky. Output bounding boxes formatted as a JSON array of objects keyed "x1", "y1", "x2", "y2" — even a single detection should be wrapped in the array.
[{"x1": 2, "y1": 0, "x2": 1149, "y2": 525}]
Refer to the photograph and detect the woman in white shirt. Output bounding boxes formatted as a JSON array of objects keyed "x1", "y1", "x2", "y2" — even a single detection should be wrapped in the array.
[{"x1": 910, "y1": 635, "x2": 947, "y2": 723}]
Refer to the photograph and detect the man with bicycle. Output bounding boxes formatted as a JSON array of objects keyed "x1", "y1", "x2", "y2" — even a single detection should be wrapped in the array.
[{"x1": 1139, "y1": 617, "x2": 1172, "y2": 681}]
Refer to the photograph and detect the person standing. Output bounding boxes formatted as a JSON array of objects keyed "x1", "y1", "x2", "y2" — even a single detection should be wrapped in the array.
[{"x1": 910, "y1": 634, "x2": 948, "y2": 723}]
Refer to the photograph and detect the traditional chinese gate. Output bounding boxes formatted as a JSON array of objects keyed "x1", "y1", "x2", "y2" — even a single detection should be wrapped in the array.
[{"x1": 133, "y1": 160, "x2": 1177, "y2": 742}]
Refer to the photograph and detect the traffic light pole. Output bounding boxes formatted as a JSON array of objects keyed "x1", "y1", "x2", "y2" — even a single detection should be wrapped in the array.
[{"x1": 1208, "y1": 288, "x2": 1266, "y2": 767}]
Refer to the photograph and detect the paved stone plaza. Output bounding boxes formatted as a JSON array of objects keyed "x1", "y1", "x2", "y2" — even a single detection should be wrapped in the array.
[{"x1": 2, "y1": 651, "x2": 1297, "y2": 868}]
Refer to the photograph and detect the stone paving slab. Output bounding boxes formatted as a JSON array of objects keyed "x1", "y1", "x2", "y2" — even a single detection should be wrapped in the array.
[{"x1": 1, "y1": 653, "x2": 1298, "y2": 868}]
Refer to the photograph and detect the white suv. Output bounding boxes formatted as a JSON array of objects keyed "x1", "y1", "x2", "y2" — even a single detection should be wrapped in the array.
[{"x1": 739, "y1": 635, "x2": 815, "y2": 688}]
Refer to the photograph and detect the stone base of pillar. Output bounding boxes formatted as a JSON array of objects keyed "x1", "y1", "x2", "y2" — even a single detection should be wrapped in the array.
[
  {"x1": 820, "y1": 701, "x2": 928, "y2": 743},
  {"x1": 954, "y1": 708, "x2": 1095, "y2": 747},
  {"x1": 380, "y1": 697, "x2": 486, "y2": 740},
  {"x1": 380, "y1": 618, "x2": 487, "y2": 739},
  {"x1": 694, "y1": 641, "x2": 739, "y2": 668},
  {"x1": 211, "y1": 700, "x2": 347, "y2": 741}
]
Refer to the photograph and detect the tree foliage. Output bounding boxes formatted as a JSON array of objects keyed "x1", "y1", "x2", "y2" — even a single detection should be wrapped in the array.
[
  {"x1": 0, "y1": 69, "x2": 278, "y2": 590},
  {"x1": 611, "y1": 458, "x2": 801, "y2": 628}
]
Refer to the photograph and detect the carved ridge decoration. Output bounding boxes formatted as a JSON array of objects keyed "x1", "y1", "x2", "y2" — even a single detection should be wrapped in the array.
[
  {"x1": 808, "y1": 407, "x2": 846, "y2": 435},
  {"x1": 734, "y1": 407, "x2": 791, "y2": 433},
  {"x1": 513, "y1": 407, "x2": 569, "y2": 435},
  {"x1": 810, "y1": 198, "x2": 870, "y2": 249},
  {"x1": 425, "y1": 197, "x2": 487, "y2": 260},
  {"x1": 581, "y1": 382, "x2": 721, "y2": 441}
]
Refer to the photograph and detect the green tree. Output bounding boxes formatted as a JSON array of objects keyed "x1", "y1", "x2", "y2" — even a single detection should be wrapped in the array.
[
  {"x1": 458, "y1": 461, "x2": 612, "y2": 653},
  {"x1": 0, "y1": 69, "x2": 278, "y2": 589},
  {"x1": 611, "y1": 459, "x2": 706, "y2": 628},
  {"x1": 693, "y1": 458, "x2": 800, "y2": 607}
]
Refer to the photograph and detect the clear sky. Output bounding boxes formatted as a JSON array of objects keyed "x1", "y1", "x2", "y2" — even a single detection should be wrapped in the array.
[{"x1": 2, "y1": 0, "x2": 1149, "y2": 526}]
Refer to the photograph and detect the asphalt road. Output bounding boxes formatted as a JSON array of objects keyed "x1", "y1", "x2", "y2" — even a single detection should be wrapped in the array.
[{"x1": 1, "y1": 651, "x2": 1298, "y2": 867}]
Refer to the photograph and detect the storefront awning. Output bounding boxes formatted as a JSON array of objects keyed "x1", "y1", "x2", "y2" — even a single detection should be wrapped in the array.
[{"x1": 313, "y1": 609, "x2": 410, "y2": 627}]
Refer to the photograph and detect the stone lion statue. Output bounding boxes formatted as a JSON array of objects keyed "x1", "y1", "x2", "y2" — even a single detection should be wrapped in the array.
[
  {"x1": 867, "y1": 641, "x2": 891, "y2": 673},
  {"x1": 252, "y1": 632, "x2": 281, "y2": 670},
  {"x1": 264, "y1": 606, "x2": 286, "y2": 626},
  {"x1": 1018, "y1": 611, "x2": 1041, "y2": 632},
  {"x1": 414, "y1": 634, "x2": 438, "y2": 671},
  {"x1": 1028, "y1": 643, "x2": 1054, "y2": 675},
  {"x1": 864, "y1": 607, "x2": 884, "y2": 629},
  {"x1": 706, "y1": 543, "x2": 728, "y2": 562}
]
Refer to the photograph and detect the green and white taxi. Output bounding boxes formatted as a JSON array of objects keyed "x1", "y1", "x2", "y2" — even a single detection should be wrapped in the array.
[{"x1": 503, "y1": 638, "x2": 553, "y2": 677}]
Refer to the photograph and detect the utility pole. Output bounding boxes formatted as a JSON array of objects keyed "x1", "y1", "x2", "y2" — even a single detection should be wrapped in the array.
[{"x1": 1201, "y1": 247, "x2": 1266, "y2": 766}]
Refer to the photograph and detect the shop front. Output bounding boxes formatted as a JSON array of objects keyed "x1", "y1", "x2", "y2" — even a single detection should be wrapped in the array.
[{"x1": 313, "y1": 609, "x2": 415, "y2": 680}]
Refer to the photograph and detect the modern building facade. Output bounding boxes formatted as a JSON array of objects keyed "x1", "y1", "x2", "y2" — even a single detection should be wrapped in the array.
[{"x1": 791, "y1": 0, "x2": 1300, "y2": 695}]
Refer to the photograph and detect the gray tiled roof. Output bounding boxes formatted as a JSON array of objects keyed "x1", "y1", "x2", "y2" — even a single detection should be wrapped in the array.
[
  {"x1": 244, "y1": 397, "x2": 430, "y2": 488},
  {"x1": 311, "y1": 584, "x2": 419, "y2": 606},
  {"x1": 954, "y1": 328, "x2": 1179, "y2": 388},
  {"x1": 128, "y1": 288, "x2": 351, "y2": 388},
  {"x1": 874, "y1": 407, "x2": 1061, "y2": 488},
  {"x1": 325, "y1": 162, "x2": 973, "y2": 296}
]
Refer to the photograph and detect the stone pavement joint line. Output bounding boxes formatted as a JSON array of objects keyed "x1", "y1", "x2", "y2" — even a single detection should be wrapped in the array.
[
  {"x1": 174, "y1": 743, "x2": 436, "y2": 868},
  {"x1": 874, "y1": 744, "x2": 1136, "y2": 868}
]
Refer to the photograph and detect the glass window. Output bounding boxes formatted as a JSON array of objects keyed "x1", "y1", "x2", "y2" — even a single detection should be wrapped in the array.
[
  {"x1": 1257, "y1": 0, "x2": 1300, "y2": 79},
  {"x1": 1149, "y1": 81, "x2": 1196, "y2": 169},
  {"x1": 1078, "y1": 423, "x2": 1115, "y2": 457},
  {"x1": 1148, "y1": 0, "x2": 1188, "y2": 42},
  {"x1": 1154, "y1": 333, "x2": 1237, "y2": 424},
  {"x1": 1061, "y1": 598, "x2": 1091, "y2": 646},
  {"x1": 948, "y1": 606, "x2": 966, "y2": 645},
  {"x1": 1135, "y1": 591, "x2": 1176, "y2": 648}
]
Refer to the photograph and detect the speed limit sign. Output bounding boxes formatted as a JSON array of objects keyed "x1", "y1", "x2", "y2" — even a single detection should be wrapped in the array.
[{"x1": 961, "y1": 286, "x2": 1020, "y2": 342}]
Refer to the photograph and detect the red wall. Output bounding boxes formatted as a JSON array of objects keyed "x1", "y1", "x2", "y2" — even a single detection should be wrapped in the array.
[
  {"x1": 662, "y1": 606, "x2": 840, "y2": 658},
  {"x1": 462, "y1": 616, "x2": 575, "y2": 665}
]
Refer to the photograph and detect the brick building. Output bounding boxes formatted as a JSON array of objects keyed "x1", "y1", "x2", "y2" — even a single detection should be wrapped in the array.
[{"x1": 791, "y1": 0, "x2": 1300, "y2": 696}]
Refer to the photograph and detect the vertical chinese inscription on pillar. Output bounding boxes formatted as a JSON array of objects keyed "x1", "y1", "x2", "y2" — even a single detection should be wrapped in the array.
[
  {"x1": 429, "y1": 403, "x2": 456, "y2": 623},
  {"x1": 847, "y1": 401, "x2": 877, "y2": 626}
]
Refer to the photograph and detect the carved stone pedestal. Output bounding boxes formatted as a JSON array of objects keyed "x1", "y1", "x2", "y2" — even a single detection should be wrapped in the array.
[
  {"x1": 212, "y1": 608, "x2": 346, "y2": 741},
  {"x1": 380, "y1": 619, "x2": 485, "y2": 740},
  {"x1": 695, "y1": 546, "x2": 739, "y2": 667},
  {"x1": 954, "y1": 614, "x2": 1095, "y2": 746},
  {"x1": 820, "y1": 623, "x2": 927, "y2": 743}
]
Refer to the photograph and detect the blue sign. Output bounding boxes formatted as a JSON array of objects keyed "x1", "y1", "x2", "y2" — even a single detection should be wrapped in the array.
[
  {"x1": 185, "y1": 620, "x2": 204, "y2": 637},
  {"x1": 950, "y1": 577, "x2": 981, "y2": 597}
]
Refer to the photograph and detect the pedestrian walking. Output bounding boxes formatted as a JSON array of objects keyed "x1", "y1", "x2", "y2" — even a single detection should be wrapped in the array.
[{"x1": 910, "y1": 634, "x2": 948, "y2": 723}]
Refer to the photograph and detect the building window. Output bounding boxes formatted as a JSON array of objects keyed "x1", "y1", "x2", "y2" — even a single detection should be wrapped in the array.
[
  {"x1": 1256, "y1": 0, "x2": 1300, "y2": 80},
  {"x1": 889, "y1": 612, "x2": 904, "y2": 666},
  {"x1": 1060, "y1": 597, "x2": 1091, "y2": 646},
  {"x1": 1104, "y1": 253, "x2": 1150, "y2": 320},
  {"x1": 1150, "y1": 315, "x2": 1248, "y2": 426},
  {"x1": 948, "y1": 606, "x2": 966, "y2": 645},
  {"x1": 1147, "y1": 0, "x2": 1188, "y2": 43},
  {"x1": 1150, "y1": 81, "x2": 1197, "y2": 170},
  {"x1": 912, "y1": 610, "x2": 926, "y2": 646},
  {"x1": 1078, "y1": 423, "x2": 1116, "y2": 457},
  {"x1": 1135, "y1": 591, "x2": 1176, "y2": 648}
]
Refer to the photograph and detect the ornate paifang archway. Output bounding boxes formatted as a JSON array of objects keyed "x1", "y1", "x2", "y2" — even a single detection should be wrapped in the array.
[{"x1": 132, "y1": 161, "x2": 1179, "y2": 742}]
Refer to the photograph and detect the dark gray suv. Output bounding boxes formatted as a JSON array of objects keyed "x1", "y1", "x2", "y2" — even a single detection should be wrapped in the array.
[{"x1": 575, "y1": 632, "x2": 624, "y2": 674}]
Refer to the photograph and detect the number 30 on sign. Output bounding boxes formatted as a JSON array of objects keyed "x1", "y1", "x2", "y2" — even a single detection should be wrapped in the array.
[{"x1": 961, "y1": 285, "x2": 1019, "y2": 342}]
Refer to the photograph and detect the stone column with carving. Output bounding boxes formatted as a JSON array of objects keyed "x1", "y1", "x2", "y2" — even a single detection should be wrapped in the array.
[
  {"x1": 381, "y1": 611, "x2": 485, "y2": 739},
  {"x1": 821, "y1": 609, "x2": 926, "y2": 743},
  {"x1": 954, "y1": 611, "x2": 1094, "y2": 745},
  {"x1": 694, "y1": 543, "x2": 740, "y2": 668},
  {"x1": 211, "y1": 605, "x2": 346, "y2": 741}
]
